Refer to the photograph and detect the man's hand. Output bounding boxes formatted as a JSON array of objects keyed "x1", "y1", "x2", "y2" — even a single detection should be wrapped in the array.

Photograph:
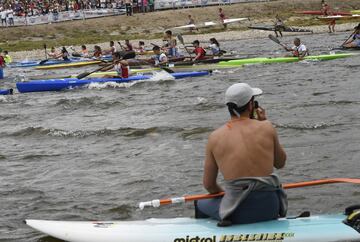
[{"x1": 256, "y1": 107, "x2": 267, "y2": 121}]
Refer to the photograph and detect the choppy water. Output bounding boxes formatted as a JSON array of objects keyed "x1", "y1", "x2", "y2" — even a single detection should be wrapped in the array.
[{"x1": 1, "y1": 32, "x2": 360, "y2": 242}]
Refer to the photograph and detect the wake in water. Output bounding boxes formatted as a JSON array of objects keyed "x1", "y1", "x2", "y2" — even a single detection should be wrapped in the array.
[{"x1": 87, "y1": 71, "x2": 176, "y2": 90}]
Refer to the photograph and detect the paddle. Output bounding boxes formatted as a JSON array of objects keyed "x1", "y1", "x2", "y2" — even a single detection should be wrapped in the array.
[
  {"x1": 341, "y1": 28, "x2": 358, "y2": 46},
  {"x1": 118, "y1": 41, "x2": 126, "y2": 51},
  {"x1": 268, "y1": 34, "x2": 288, "y2": 49},
  {"x1": 76, "y1": 51, "x2": 135, "y2": 79},
  {"x1": 177, "y1": 34, "x2": 193, "y2": 61},
  {"x1": 139, "y1": 178, "x2": 360, "y2": 209},
  {"x1": 39, "y1": 44, "x2": 49, "y2": 65}
]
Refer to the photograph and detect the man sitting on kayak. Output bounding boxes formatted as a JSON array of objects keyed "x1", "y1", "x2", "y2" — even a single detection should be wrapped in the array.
[
  {"x1": 196, "y1": 83, "x2": 287, "y2": 225},
  {"x1": 151, "y1": 45, "x2": 168, "y2": 66},
  {"x1": 284, "y1": 38, "x2": 308, "y2": 58},
  {"x1": 102, "y1": 51, "x2": 130, "y2": 78},
  {"x1": 343, "y1": 24, "x2": 360, "y2": 48},
  {"x1": 192, "y1": 40, "x2": 207, "y2": 61}
]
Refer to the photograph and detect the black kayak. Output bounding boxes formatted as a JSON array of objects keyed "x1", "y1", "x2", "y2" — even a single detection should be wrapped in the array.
[{"x1": 248, "y1": 25, "x2": 313, "y2": 33}]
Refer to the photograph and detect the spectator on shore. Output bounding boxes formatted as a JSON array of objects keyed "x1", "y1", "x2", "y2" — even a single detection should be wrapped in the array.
[
  {"x1": 125, "y1": 0, "x2": 132, "y2": 16},
  {"x1": 3, "y1": 50, "x2": 12, "y2": 64},
  {"x1": 219, "y1": 8, "x2": 227, "y2": 28},
  {"x1": 1, "y1": 9, "x2": 7, "y2": 27}
]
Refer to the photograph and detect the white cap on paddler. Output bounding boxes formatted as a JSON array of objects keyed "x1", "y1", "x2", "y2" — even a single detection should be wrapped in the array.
[{"x1": 225, "y1": 83, "x2": 263, "y2": 107}]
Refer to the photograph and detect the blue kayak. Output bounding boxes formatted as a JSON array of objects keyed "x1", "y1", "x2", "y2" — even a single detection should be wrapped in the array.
[
  {"x1": 16, "y1": 71, "x2": 210, "y2": 93},
  {"x1": 0, "y1": 89, "x2": 13, "y2": 95}
]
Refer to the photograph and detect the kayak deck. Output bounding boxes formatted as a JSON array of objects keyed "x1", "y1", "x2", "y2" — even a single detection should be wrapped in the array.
[{"x1": 25, "y1": 214, "x2": 360, "y2": 242}]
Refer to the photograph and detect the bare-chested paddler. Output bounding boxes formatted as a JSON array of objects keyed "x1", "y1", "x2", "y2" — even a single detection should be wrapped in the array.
[{"x1": 195, "y1": 83, "x2": 287, "y2": 226}]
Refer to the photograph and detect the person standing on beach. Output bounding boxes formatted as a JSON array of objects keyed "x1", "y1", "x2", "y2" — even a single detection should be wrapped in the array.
[
  {"x1": 1, "y1": 9, "x2": 7, "y2": 27},
  {"x1": 125, "y1": 0, "x2": 132, "y2": 16},
  {"x1": 187, "y1": 14, "x2": 198, "y2": 32},
  {"x1": 219, "y1": 8, "x2": 227, "y2": 29},
  {"x1": 321, "y1": 1, "x2": 335, "y2": 33},
  {"x1": 274, "y1": 15, "x2": 285, "y2": 37}
]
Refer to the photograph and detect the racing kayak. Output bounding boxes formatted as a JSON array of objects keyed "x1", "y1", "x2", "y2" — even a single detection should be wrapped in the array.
[
  {"x1": 317, "y1": 14, "x2": 360, "y2": 20},
  {"x1": 352, "y1": 10, "x2": 360, "y2": 14},
  {"x1": 173, "y1": 18, "x2": 248, "y2": 29},
  {"x1": 0, "y1": 88, "x2": 13, "y2": 95},
  {"x1": 9, "y1": 59, "x2": 71, "y2": 68},
  {"x1": 25, "y1": 212, "x2": 360, "y2": 242},
  {"x1": 295, "y1": 10, "x2": 352, "y2": 16},
  {"x1": 35, "y1": 60, "x2": 103, "y2": 70},
  {"x1": 218, "y1": 53, "x2": 355, "y2": 66},
  {"x1": 248, "y1": 26, "x2": 312, "y2": 33},
  {"x1": 16, "y1": 71, "x2": 210, "y2": 93}
]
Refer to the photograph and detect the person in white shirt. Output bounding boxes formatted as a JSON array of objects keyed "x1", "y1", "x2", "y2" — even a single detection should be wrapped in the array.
[
  {"x1": 7, "y1": 9, "x2": 14, "y2": 26},
  {"x1": 284, "y1": 38, "x2": 308, "y2": 58},
  {"x1": 1, "y1": 9, "x2": 7, "y2": 26},
  {"x1": 151, "y1": 46, "x2": 168, "y2": 66}
]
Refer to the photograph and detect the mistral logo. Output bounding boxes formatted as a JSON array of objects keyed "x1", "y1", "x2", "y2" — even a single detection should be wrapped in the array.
[{"x1": 174, "y1": 236, "x2": 216, "y2": 242}]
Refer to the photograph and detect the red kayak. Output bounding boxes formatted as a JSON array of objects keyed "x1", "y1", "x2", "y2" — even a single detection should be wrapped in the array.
[{"x1": 295, "y1": 10, "x2": 352, "y2": 16}]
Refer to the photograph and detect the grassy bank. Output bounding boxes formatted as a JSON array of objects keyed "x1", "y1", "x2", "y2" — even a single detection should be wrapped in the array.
[{"x1": 1, "y1": 0, "x2": 359, "y2": 51}]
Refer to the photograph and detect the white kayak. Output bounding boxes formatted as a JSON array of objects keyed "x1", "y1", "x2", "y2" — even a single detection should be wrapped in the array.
[
  {"x1": 318, "y1": 14, "x2": 360, "y2": 19},
  {"x1": 25, "y1": 212, "x2": 360, "y2": 242},
  {"x1": 173, "y1": 18, "x2": 248, "y2": 29}
]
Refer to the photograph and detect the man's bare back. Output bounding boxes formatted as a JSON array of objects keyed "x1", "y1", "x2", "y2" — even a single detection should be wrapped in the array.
[{"x1": 203, "y1": 83, "x2": 286, "y2": 193}]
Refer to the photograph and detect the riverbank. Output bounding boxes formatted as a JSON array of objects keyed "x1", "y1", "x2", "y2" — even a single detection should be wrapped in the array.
[{"x1": 1, "y1": 0, "x2": 359, "y2": 59}]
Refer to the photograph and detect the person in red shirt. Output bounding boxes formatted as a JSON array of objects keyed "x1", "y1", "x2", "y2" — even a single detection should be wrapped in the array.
[
  {"x1": 0, "y1": 49, "x2": 5, "y2": 68},
  {"x1": 192, "y1": 40, "x2": 207, "y2": 61},
  {"x1": 103, "y1": 52, "x2": 130, "y2": 78},
  {"x1": 219, "y1": 8, "x2": 227, "y2": 29}
]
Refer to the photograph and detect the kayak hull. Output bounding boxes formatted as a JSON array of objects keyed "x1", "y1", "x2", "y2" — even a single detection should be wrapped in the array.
[
  {"x1": 25, "y1": 214, "x2": 360, "y2": 242},
  {"x1": 296, "y1": 10, "x2": 352, "y2": 16},
  {"x1": 35, "y1": 60, "x2": 102, "y2": 70},
  {"x1": 0, "y1": 89, "x2": 13, "y2": 95},
  {"x1": 16, "y1": 71, "x2": 210, "y2": 93},
  {"x1": 248, "y1": 26, "x2": 312, "y2": 33},
  {"x1": 218, "y1": 53, "x2": 355, "y2": 66}
]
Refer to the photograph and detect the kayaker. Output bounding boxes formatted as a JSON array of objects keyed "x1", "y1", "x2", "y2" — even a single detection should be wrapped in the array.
[
  {"x1": 219, "y1": 8, "x2": 227, "y2": 28},
  {"x1": 108, "y1": 41, "x2": 117, "y2": 55},
  {"x1": 284, "y1": 38, "x2": 308, "y2": 58},
  {"x1": 274, "y1": 15, "x2": 286, "y2": 37},
  {"x1": 59, "y1": 47, "x2": 70, "y2": 61},
  {"x1": 47, "y1": 47, "x2": 60, "y2": 59},
  {"x1": 342, "y1": 24, "x2": 360, "y2": 48},
  {"x1": 192, "y1": 40, "x2": 207, "y2": 61},
  {"x1": 162, "y1": 30, "x2": 178, "y2": 57},
  {"x1": 0, "y1": 51, "x2": 5, "y2": 68},
  {"x1": 134, "y1": 41, "x2": 146, "y2": 53},
  {"x1": 3, "y1": 50, "x2": 12, "y2": 64},
  {"x1": 93, "y1": 45, "x2": 102, "y2": 59},
  {"x1": 151, "y1": 45, "x2": 168, "y2": 66},
  {"x1": 103, "y1": 51, "x2": 130, "y2": 78},
  {"x1": 81, "y1": 45, "x2": 89, "y2": 57},
  {"x1": 208, "y1": 38, "x2": 222, "y2": 56},
  {"x1": 124, "y1": 40, "x2": 133, "y2": 51},
  {"x1": 196, "y1": 83, "x2": 287, "y2": 225}
]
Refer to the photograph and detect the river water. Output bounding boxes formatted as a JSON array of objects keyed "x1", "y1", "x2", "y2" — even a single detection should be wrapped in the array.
[{"x1": 1, "y1": 32, "x2": 360, "y2": 242}]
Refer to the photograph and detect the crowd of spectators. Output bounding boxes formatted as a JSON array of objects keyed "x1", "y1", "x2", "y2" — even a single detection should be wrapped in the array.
[{"x1": 0, "y1": 0, "x2": 155, "y2": 26}]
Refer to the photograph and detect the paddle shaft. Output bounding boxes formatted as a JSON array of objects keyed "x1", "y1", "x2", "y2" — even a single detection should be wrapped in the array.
[
  {"x1": 177, "y1": 34, "x2": 193, "y2": 61},
  {"x1": 139, "y1": 178, "x2": 360, "y2": 209},
  {"x1": 44, "y1": 44, "x2": 47, "y2": 59},
  {"x1": 341, "y1": 29, "x2": 357, "y2": 46}
]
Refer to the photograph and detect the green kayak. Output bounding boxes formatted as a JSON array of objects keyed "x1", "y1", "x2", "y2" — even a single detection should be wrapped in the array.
[{"x1": 218, "y1": 53, "x2": 355, "y2": 66}]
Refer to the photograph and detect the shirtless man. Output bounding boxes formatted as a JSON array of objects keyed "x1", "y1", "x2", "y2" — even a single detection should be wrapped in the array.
[{"x1": 196, "y1": 83, "x2": 287, "y2": 225}]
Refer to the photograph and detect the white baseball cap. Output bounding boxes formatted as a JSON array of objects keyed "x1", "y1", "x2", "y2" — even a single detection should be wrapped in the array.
[{"x1": 225, "y1": 83, "x2": 263, "y2": 107}]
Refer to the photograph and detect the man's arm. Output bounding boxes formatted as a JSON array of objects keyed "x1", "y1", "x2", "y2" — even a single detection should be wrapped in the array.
[
  {"x1": 203, "y1": 136, "x2": 223, "y2": 194},
  {"x1": 272, "y1": 125, "x2": 286, "y2": 169}
]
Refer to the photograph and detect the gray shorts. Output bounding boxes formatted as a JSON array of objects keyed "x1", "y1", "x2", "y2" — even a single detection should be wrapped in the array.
[{"x1": 195, "y1": 190, "x2": 280, "y2": 224}]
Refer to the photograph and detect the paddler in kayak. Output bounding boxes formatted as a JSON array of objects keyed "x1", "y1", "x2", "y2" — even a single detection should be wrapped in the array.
[
  {"x1": 124, "y1": 40, "x2": 133, "y2": 51},
  {"x1": 134, "y1": 41, "x2": 146, "y2": 54},
  {"x1": 47, "y1": 47, "x2": 60, "y2": 59},
  {"x1": 342, "y1": 24, "x2": 360, "y2": 48},
  {"x1": 151, "y1": 45, "x2": 168, "y2": 66},
  {"x1": 102, "y1": 51, "x2": 130, "y2": 78},
  {"x1": 162, "y1": 30, "x2": 178, "y2": 57},
  {"x1": 274, "y1": 15, "x2": 285, "y2": 37},
  {"x1": 59, "y1": 47, "x2": 70, "y2": 61},
  {"x1": 3, "y1": 50, "x2": 12, "y2": 64},
  {"x1": 208, "y1": 38, "x2": 223, "y2": 56},
  {"x1": 196, "y1": 83, "x2": 287, "y2": 225},
  {"x1": 284, "y1": 38, "x2": 309, "y2": 58},
  {"x1": 192, "y1": 40, "x2": 207, "y2": 61},
  {"x1": 93, "y1": 45, "x2": 103, "y2": 59},
  {"x1": 81, "y1": 45, "x2": 89, "y2": 57},
  {"x1": 107, "y1": 41, "x2": 117, "y2": 55}
]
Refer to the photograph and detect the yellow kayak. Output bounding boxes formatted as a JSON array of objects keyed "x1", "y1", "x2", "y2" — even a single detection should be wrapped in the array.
[{"x1": 35, "y1": 60, "x2": 102, "y2": 70}]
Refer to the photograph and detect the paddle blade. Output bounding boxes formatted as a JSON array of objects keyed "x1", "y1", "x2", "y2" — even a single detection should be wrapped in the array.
[
  {"x1": 268, "y1": 34, "x2": 281, "y2": 44},
  {"x1": 76, "y1": 72, "x2": 90, "y2": 79},
  {"x1": 39, "y1": 59, "x2": 49, "y2": 65},
  {"x1": 121, "y1": 50, "x2": 136, "y2": 59},
  {"x1": 160, "y1": 67, "x2": 174, "y2": 73},
  {"x1": 177, "y1": 34, "x2": 185, "y2": 45}
]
